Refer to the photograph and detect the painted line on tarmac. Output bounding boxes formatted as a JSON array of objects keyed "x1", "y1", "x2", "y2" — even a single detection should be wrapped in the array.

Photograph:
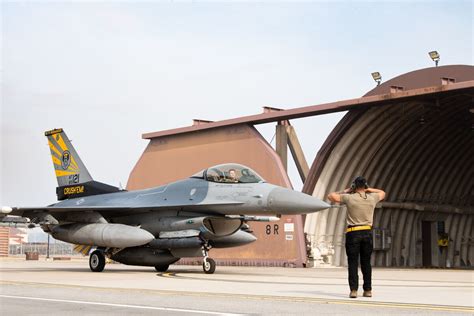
[
  {"x1": 158, "y1": 272, "x2": 474, "y2": 288},
  {"x1": 2, "y1": 280, "x2": 473, "y2": 314},
  {"x1": 0, "y1": 294, "x2": 246, "y2": 316}
]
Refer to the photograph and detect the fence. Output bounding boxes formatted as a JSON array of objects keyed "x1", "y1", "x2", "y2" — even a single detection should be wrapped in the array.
[{"x1": 9, "y1": 241, "x2": 74, "y2": 256}]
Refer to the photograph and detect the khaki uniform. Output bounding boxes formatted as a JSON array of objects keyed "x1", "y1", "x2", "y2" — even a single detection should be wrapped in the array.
[{"x1": 341, "y1": 193, "x2": 380, "y2": 226}]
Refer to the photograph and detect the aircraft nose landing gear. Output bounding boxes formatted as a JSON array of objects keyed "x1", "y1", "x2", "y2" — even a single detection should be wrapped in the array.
[
  {"x1": 202, "y1": 244, "x2": 216, "y2": 274},
  {"x1": 203, "y1": 257, "x2": 216, "y2": 274}
]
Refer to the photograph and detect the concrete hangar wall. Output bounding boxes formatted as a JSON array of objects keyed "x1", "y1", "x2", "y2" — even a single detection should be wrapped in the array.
[{"x1": 128, "y1": 65, "x2": 474, "y2": 269}]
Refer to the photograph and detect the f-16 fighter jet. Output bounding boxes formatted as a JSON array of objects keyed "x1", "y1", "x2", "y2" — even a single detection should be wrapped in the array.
[{"x1": 1, "y1": 129, "x2": 329, "y2": 273}]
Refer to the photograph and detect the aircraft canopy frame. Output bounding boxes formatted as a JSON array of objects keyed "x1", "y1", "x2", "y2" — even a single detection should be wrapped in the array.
[{"x1": 192, "y1": 163, "x2": 265, "y2": 184}]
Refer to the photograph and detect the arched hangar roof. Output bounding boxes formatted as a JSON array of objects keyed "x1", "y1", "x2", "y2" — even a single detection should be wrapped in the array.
[{"x1": 303, "y1": 65, "x2": 474, "y2": 267}]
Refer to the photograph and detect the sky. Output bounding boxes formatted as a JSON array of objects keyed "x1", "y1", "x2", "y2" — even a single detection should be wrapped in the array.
[{"x1": 1, "y1": 0, "x2": 473, "y2": 208}]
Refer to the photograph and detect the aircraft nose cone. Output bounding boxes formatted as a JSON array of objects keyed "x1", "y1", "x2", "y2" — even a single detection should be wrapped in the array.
[{"x1": 267, "y1": 188, "x2": 330, "y2": 214}]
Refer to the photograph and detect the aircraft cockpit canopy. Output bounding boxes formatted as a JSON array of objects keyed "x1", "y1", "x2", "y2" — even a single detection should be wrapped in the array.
[{"x1": 191, "y1": 163, "x2": 265, "y2": 184}]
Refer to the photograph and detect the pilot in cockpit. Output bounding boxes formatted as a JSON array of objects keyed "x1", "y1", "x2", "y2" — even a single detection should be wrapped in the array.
[
  {"x1": 227, "y1": 169, "x2": 239, "y2": 183},
  {"x1": 199, "y1": 164, "x2": 263, "y2": 184}
]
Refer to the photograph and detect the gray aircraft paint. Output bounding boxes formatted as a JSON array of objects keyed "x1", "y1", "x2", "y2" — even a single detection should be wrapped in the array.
[{"x1": 14, "y1": 179, "x2": 327, "y2": 216}]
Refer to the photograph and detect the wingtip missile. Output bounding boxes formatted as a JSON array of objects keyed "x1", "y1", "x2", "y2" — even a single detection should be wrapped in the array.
[{"x1": 1, "y1": 206, "x2": 12, "y2": 214}]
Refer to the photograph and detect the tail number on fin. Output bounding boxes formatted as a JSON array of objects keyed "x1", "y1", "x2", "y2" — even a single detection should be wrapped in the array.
[{"x1": 68, "y1": 174, "x2": 80, "y2": 184}]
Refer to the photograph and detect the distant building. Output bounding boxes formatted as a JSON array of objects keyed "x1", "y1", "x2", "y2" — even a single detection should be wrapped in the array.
[{"x1": 0, "y1": 227, "x2": 9, "y2": 257}]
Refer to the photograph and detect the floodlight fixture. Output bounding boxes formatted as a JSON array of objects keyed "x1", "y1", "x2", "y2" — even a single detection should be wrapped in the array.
[
  {"x1": 371, "y1": 72, "x2": 382, "y2": 86},
  {"x1": 429, "y1": 51, "x2": 440, "y2": 67}
]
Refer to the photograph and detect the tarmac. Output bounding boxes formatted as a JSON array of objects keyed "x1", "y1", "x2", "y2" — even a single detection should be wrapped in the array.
[{"x1": 0, "y1": 256, "x2": 473, "y2": 315}]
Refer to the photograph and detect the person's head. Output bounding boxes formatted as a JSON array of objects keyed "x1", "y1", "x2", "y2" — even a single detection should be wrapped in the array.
[
  {"x1": 229, "y1": 169, "x2": 237, "y2": 179},
  {"x1": 351, "y1": 176, "x2": 368, "y2": 191}
]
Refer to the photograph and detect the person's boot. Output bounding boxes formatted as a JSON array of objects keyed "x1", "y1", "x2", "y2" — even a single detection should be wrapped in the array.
[
  {"x1": 363, "y1": 290, "x2": 372, "y2": 297},
  {"x1": 349, "y1": 290, "x2": 357, "y2": 298}
]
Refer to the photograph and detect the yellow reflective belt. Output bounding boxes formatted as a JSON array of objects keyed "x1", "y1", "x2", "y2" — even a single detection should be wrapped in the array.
[{"x1": 346, "y1": 225, "x2": 372, "y2": 233}]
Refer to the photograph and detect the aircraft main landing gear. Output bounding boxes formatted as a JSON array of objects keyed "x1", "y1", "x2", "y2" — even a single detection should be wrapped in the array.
[
  {"x1": 202, "y1": 244, "x2": 216, "y2": 274},
  {"x1": 89, "y1": 250, "x2": 106, "y2": 272}
]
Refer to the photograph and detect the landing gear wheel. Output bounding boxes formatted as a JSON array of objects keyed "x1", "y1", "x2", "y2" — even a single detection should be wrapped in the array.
[
  {"x1": 154, "y1": 264, "x2": 169, "y2": 272},
  {"x1": 203, "y1": 258, "x2": 216, "y2": 274},
  {"x1": 89, "y1": 250, "x2": 106, "y2": 272}
]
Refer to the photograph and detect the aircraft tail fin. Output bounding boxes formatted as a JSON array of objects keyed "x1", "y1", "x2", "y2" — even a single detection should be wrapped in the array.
[{"x1": 45, "y1": 128, "x2": 121, "y2": 200}]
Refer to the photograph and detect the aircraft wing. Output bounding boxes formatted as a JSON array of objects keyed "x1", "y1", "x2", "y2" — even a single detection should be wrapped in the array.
[{"x1": 2, "y1": 201, "x2": 245, "y2": 218}]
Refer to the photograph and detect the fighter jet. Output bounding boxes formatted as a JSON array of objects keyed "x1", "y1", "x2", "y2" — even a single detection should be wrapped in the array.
[{"x1": 1, "y1": 129, "x2": 329, "y2": 274}]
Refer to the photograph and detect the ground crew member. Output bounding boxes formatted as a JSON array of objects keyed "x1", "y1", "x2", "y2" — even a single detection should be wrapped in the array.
[{"x1": 328, "y1": 176, "x2": 385, "y2": 298}]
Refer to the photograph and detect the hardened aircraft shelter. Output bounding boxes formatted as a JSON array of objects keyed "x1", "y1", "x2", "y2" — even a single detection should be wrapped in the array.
[{"x1": 128, "y1": 65, "x2": 473, "y2": 268}]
